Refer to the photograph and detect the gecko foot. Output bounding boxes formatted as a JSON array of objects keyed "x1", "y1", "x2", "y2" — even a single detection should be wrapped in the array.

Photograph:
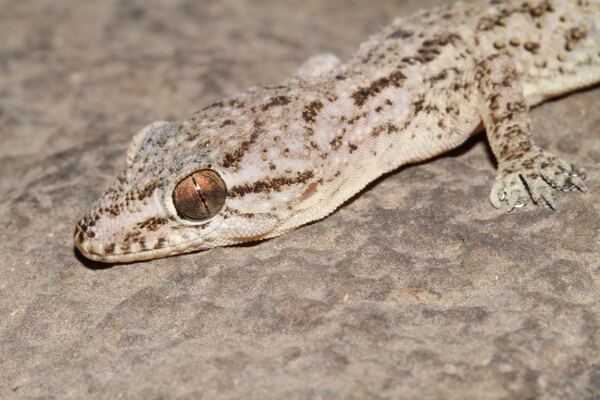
[{"x1": 489, "y1": 147, "x2": 587, "y2": 211}]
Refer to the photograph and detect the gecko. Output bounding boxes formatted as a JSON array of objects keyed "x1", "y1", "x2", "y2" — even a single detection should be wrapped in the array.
[{"x1": 74, "y1": 0, "x2": 600, "y2": 263}]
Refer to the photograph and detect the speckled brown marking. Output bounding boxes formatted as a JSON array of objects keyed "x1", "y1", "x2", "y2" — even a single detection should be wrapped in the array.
[
  {"x1": 388, "y1": 29, "x2": 413, "y2": 39},
  {"x1": 137, "y1": 182, "x2": 158, "y2": 201},
  {"x1": 220, "y1": 119, "x2": 235, "y2": 127},
  {"x1": 261, "y1": 95, "x2": 291, "y2": 111},
  {"x1": 203, "y1": 101, "x2": 224, "y2": 111},
  {"x1": 104, "y1": 243, "x2": 116, "y2": 254},
  {"x1": 430, "y1": 70, "x2": 448, "y2": 82},
  {"x1": 136, "y1": 217, "x2": 169, "y2": 232},
  {"x1": 371, "y1": 123, "x2": 398, "y2": 137},
  {"x1": 154, "y1": 237, "x2": 166, "y2": 249},
  {"x1": 222, "y1": 130, "x2": 260, "y2": 169},
  {"x1": 351, "y1": 71, "x2": 406, "y2": 106},
  {"x1": 302, "y1": 100, "x2": 323, "y2": 123},
  {"x1": 413, "y1": 96, "x2": 426, "y2": 114},
  {"x1": 564, "y1": 26, "x2": 587, "y2": 51},
  {"x1": 123, "y1": 230, "x2": 143, "y2": 245},
  {"x1": 330, "y1": 135, "x2": 343, "y2": 150},
  {"x1": 524, "y1": 41, "x2": 540, "y2": 53},
  {"x1": 229, "y1": 171, "x2": 315, "y2": 198}
]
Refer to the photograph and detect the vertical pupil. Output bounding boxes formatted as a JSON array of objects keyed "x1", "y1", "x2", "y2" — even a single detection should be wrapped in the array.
[
  {"x1": 191, "y1": 175, "x2": 209, "y2": 212},
  {"x1": 173, "y1": 170, "x2": 227, "y2": 220}
]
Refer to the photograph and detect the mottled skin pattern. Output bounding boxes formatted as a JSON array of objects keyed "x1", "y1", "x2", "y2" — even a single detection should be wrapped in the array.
[{"x1": 75, "y1": 0, "x2": 600, "y2": 262}]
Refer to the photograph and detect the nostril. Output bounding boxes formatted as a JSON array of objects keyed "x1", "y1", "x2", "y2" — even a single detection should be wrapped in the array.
[{"x1": 74, "y1": 222, "x2": 97, "y2": 243}]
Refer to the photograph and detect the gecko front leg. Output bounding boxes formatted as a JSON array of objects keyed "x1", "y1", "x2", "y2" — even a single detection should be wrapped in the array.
[{"x1": 475, "y1": 54, "x2": 587, "y2": 210}]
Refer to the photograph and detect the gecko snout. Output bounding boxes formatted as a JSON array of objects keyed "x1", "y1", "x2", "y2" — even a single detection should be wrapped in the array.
[{"x1": 73, "y1": 216, "x2": 106, "y2": 260}]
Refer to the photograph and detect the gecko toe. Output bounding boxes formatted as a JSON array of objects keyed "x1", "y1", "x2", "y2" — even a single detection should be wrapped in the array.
[
  {"x1": 506, "y1": 185, "x2": 529, "y2": 212},
  {"x1": 489, "y1": 178, "x2": 506, "y2": 209},
  {"x1": 490, "y1": 148, "x2": 586, "y2": 211}
]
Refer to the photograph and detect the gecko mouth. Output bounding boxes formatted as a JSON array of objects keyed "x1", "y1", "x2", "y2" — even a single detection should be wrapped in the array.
[{"x1": 73, "y1": 223, "x2": 213, "y2": 263}]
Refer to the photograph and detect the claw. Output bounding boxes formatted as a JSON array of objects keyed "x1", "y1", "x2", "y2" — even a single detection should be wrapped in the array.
[
  {"x1": 569, "y1": 175, "x2": 588, "y2": 192},
  {"x1": 541, "y1": 191, "x2": 556, "y2": 210},
  {"x1": 489, "y1": 179, "x2": 505, "y2": 208},
  {"x1": 507, "y1": 187, "x2": 528, "y2": 212}
]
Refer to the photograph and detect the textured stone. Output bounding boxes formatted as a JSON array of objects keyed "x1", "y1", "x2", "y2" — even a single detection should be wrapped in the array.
[{"x1": 0, "y1": 0, "x2": 599, "y2": 399}]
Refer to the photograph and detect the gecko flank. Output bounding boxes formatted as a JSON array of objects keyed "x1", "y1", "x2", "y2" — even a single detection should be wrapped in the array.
[{"x1": 75, "y1": 0, "x2": 599, "y2": 262}]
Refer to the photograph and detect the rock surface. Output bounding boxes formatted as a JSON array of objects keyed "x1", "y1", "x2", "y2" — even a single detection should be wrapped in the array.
[{"x1": 1, "y1": 0, "x2": 599, "y2": 399}]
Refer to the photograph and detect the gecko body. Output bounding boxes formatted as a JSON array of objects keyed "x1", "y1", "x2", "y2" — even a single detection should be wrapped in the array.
[{"x1": 75, "y1": 0, "x2": 600, "y2": 262}]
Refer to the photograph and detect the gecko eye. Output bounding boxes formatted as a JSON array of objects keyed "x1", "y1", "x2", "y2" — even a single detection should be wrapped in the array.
[{"x1": 173, "y1": 170, "x2": 227, "y2": 221}]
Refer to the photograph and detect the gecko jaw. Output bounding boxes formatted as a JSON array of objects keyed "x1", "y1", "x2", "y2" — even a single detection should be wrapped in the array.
[{"x1": 73, "y1": 223, "x2": 210, "y2": 263}]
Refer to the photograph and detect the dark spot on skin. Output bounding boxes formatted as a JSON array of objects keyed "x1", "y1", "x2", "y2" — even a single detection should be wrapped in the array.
[
  {"x1": 413, "y1": 97, "x2": 425, "y2": 114},
  {"x1": 155, "y1": 238, "x2": 166, "y2": 249},
  {"x1": 348, "y1": 143, "x2": 358, "y2": 153},
  {"x1": 104, "y1": 243, "x2": 115, "y2": 254},
  {"x1": 302, "y1": 100, "x2": 323, "y2": 123},
  {"x1": 352, "y1": 71, "x2": 406, "y2": 106},
  {"x1": 136, "y1": 217, "x2": 169, "y2": 232},
  {"x1": 489, "y1": 94, "x2": 501, "y2": 110},
  {"x1": 220, "y1": 119, "x2": 235, "y2": 128},
  {"x1": 222, "y1": 126, "x2": 261, "y2": 169},
  {"x1": 203, "y1": 101, "x2": 224, "y2": 111},
  {"x1": 330, "y1": 136, "x2": 343, "y2": 150},
  {"x1": 429, "y1": 70, "x2": 448, "y2": 82},
  {"x1": 229, "y1": 171, "x2": 314, "y2": 198},
  {"x1": 137, "y1": 182, "x2": 158, "y2": 201},
  {"x1": 228, "y1": 99, "x2": 245, "y2": 108},
  {"x1": 524, "y1": 41, "x2": 540, "y2": 53},
  {"x1": 371, "y1": 123, "x2": 398, "y2": 137},
  {"x1": 388, "y1": 29, "x2": 413, "y2": 39},
  {"x1": 347, "y1": 115, "x2": 361, "y2": 125},
  {"x1": 261, "y1": 95, "x2": 290, "y2": 111},
  {"x1": 529, "y1": 4, "x2": 545, "y2": 17},
  {"x1": 123, "y1": 230, "x2": 144, "y2": 247}
]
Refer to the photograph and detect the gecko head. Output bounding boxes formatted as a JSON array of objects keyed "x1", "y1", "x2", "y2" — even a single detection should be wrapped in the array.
[{"x1": 74, "y1": 117, "x2": 310, "y2": 263}]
